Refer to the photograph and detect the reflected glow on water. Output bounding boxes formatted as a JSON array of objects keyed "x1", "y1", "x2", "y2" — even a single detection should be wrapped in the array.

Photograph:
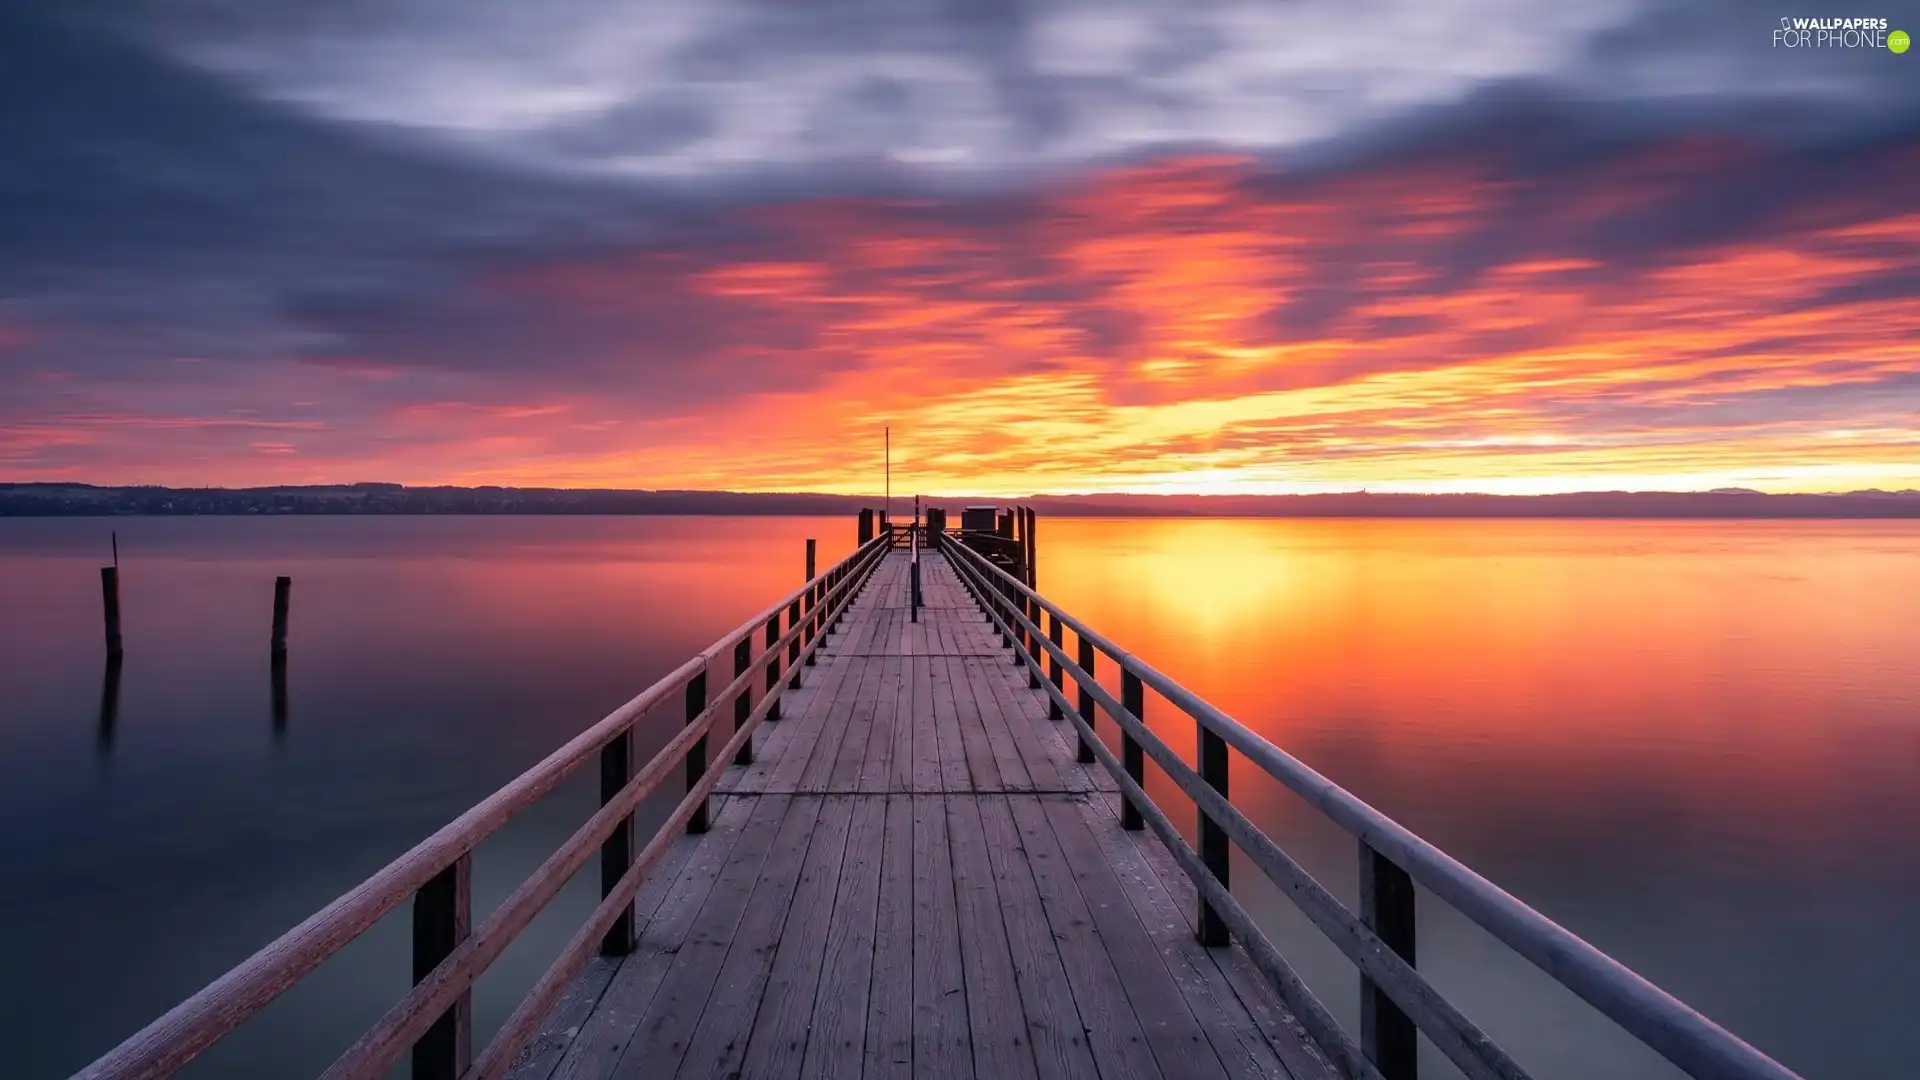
[{"x1": 1, "y1": 516, "x2": 1915, "y2": 1079}]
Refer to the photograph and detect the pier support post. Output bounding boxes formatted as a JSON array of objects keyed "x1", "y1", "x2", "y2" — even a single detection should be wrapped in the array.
[
  {"x1": 1198, "y1": 724, "x2": 1230, "y2": 945},
  {"x1": 1075, "y1": 637, "x2": 1096, "y2": 764},
  {"x1": 1047, "y1": 614, "x2": 1064, "y2": 719},
  {"x1": 764, "y1": 616, "x2": 783, "y2": 721},
  {"x1": 100, "y1": 566, "x2": 123, "y2": 659},
  {"x1": 1361, "y1": 842, "x2": 1418, "y2": 1079},
  {"x1": 733, "y1": 637, "x2": 755, "y2": 766},
  {"x1": 686, "y1": 670, "x2": 710, "y2": 834},
  {"x1": 1121, "y1": 670, "x2": 1145, "y2": 831},
  {"x1": 412, "y1": 855, "x2": 472, "y2": 1080},
  {"x1": 270, "y1": 575, "x2": 291, "y2": 657},
  {"x1": 858, "y1": 508, "x2": 875, "y2": 545},
  {"x1": 599, "y1": 726, "x2": 636, "y2": 955}
]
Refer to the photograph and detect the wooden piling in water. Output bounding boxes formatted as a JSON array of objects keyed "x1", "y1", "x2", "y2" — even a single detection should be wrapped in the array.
[
  {"x1": 100, "y1": 566, "x2": 123, "y2": 659},
  {"x1": 271, "y1": 576, "x2": 291, "y2": 657}
]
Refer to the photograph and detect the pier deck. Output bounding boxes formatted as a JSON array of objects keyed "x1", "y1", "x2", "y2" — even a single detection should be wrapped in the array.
[{"x1": 506, "y1": 551, "x2": 1336, "y2": 1080}]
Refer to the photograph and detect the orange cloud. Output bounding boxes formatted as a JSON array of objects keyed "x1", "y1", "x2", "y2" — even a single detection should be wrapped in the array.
[{"x1": 8, "y1": 151, "x2": 1919, "y2": 493}]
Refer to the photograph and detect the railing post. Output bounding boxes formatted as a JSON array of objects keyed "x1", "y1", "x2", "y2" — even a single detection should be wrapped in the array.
[
  {"x1": 764, "y1": 616, "x2": 783, "y2": 721},
  {"x1": 787, "y1": 597, "x2": 802, "y2": 689},
  {"x1": 686, "y1": 669, "x2": 710, "y2": 834},
  {"x1": 1026, "y1": 596, "x2": 1042, "y2": 688},
  {"x1": 1047, "y1": 614, "x2": 1065, "y2": 719},
  {"x1": 412, "y1": 854, "x2": 471, "y2": 1080},
  {"x1": 1198, "y1": 723, "x2": 1230, "y2": 945},
  {"x1": 1075, "y1": 637, "x2": 1096, "y2": 764},
  {"x1": 1121, "y1": 670, "x2": 1145, "y2": 831},
  {"x1": 803, "y1": 539, "x2": 817, "y2": 664},
  {"x1": 733, "y1": 637, "x2": 755, "y2": 766},
  {"x1": 599, "y1": 724, "x2": 636, "y2": 956},
  {"x1": 1362, "y1": 842, "x2": 1419, "y2": 1079}
]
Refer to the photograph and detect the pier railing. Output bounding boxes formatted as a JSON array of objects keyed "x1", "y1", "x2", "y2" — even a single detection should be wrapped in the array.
[
  {"x1": 939, "y1": 531, "x2": 1804, "y2": 1080},
  {"x1": 72, "y1": 533, "x2": 893, "y2": 1080}
]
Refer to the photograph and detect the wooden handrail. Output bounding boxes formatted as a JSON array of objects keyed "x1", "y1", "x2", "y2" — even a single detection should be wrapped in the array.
[
  {"x1": 72, "y1": 533, "x2": 891, "y2": 1080},
  {"x1": 939, "y1": 533, "x2": 1806, "y2": 1080}
]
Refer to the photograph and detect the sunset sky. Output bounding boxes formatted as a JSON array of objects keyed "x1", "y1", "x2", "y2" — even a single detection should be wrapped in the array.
[{"x1": 2, "y1": 1, "x2": 1918, "y2": 495}]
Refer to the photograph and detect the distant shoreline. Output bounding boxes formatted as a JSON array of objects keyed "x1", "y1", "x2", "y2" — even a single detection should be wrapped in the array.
[{"x1": 5, "y1": 483, "x2": 1920, "y2": 519}]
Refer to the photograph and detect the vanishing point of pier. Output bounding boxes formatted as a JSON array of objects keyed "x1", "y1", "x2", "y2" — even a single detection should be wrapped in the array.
[{"x1": 74, "y1": 509, "x2": 1804, "y2": 1080}]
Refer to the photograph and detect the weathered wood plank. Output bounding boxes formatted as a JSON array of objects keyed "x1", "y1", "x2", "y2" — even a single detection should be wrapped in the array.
[
  {"x1": 1088, "y1": 794, "x2": 1340, "y2": 1080},
  {"x1": 1075, "y1": 793, "x2": 1317, "y2": 1080},
  {"x1": 1004, "y1": 796, "x2": 1164, "y2": 1080},
  {"x1": 867, "y1": 794, "x2": 916, "y2": 1080},
  {"x1": 670, "y1": 793, "x2": 833, "y2": 1079},
  {"x1": 945, "y1": 794, "x2": 1041, "y2": 1080},
  {"x1": 947, "y1": 657, "x2": 1010, "y2": 793},
  {"x1": 912, "y1": 792, "x2": 973, "y2": 1079},
  {"x1": 1037, "y1": 796, "x2": 1231, "y2": 1080},
  {"x1": 547, "y1": 797, "x2": 754, "y2": 1080},
  {"x1": 798, "y1": 655, "x2": 869, "y2": 793},
  {"x1": 858, "y1": 655, "x2": 901, "y2": 794},
  {"x1": 959, "y1": 656, "x2": 1047, "y2": 793},
  {"x1": 800, "y1": 794, "x2": 887, "y2": 1080},
  {"x1": 909, "y1": 657, "x2": 943, "y2": 794},
  {"x1": 931, "y1": 655, "x2": 978, "y2": 794},
  {"x1": 972, "y1": 796, "x2": 1103, "y2": 1080},
  {"x1": 827, "y1": 654, "x2": 886, "y2": 791},
  {"x1": 605, "y1": 793, "x2": 800, "y2": 1079},
  {"x1": 720, "y1": 795, "x2": 860, "y2": 1080}
]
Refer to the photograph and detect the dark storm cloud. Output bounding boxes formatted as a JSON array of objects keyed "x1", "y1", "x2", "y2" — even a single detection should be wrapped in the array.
[{"x1": 2, "y1": 0, "x2": 1918, "y2": 413}]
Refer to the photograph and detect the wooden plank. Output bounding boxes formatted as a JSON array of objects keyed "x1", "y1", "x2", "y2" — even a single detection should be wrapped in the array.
[
  {"x1": 800, "y1": 795, "x2": 887, "y2": 1080},
  {"x1": 798, "y1": 655, "x2": 869, "y2": 793},
  {"x1": 1036, "y1": 797, "x2": 1231, "y2": 1080},
  {"x1": 765, "y1": 650, "x2": 863, "y2": 794},
  {"x1": 908, "y1": 656, "x2": 942, "y2": 794},
  {"x1": 1087, "y1": 795, "x2": 1340, "y2": 1080},
  {"x1": 930, "y1": 655, "x2": 976, "y2": 793},
  {"x1": 668, "y1": 791, "x2": 833, "y2": 1076},
  {"x1": 689, "y1": 795, "x2": 857, "y2": 1080},
  {"x1": 1074, "y1": 794, "x2": 1318, "y2": 1080},
  {"x1": 507, "y1": 825, "x2": 715, "y2": 1080},
  {"x1": 958, "y1": 656, "x2": 1045, "y2": 793},
  {"x1": 945, "y1": 794, "x2": 1041, "y2": 1080},
  {"x1": 866, "y1": 794, "x2": 915, "y2": 1080},
  {"x1": 948, "y1": 657, "x2": 1009, "y2": 794},
  {"x1": 605, "y1": 793, "x2": 800, "y2": 1079},
  {"x1": 890, "y1": 656, "x2": 918, "y2": 794},
  {"x1": 503, "y1": 959, "x2": 618, "y2": 1080},
  {"x1": 827, "y1": 654, "x2": 886, "y2": 791},
  {"x1": 548, "y1": 797, "x2": 754, "y2": 1080},
  {"x1": 858, "y1": 655, "x2": 901, "y2": 794},
  {"x1": 912, "y1": 792, "x2": 973, "y2": 1079},
  {"x1": 1004, "y1": 796, "x2": 1163, "y2": 1080},
  {"x1": 972, "y1": 796, "x2": 1102, "y2": 1080}
]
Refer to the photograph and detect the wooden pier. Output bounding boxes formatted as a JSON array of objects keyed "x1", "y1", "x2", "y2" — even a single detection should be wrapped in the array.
[
  {"x1": 503, "y1": 550, "x2": 1335, "y2": 1080},
  {"x1": 73, "y1": 512, "x2": 1806, "y2": 1080}
]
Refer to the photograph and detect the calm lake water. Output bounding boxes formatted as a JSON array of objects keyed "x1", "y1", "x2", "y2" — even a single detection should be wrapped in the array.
[{"x1": 1, "y1": 516, "x2": 1914, "y2": 1080}]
